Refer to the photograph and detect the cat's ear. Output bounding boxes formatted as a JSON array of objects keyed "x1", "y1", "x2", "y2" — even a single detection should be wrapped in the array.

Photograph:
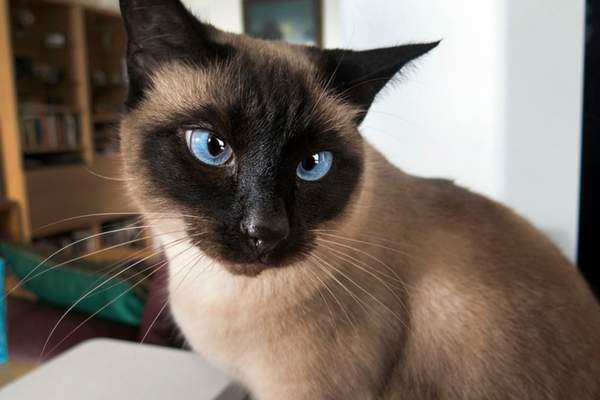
[
  {"x1": 318, "y1": 42, "x2": 440, "y2": 123},
  {"x1": 119, "y1": 0, "x2": 227, "y2": 107}
]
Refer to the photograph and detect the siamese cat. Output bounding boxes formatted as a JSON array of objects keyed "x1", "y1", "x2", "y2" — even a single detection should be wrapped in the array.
[{"x1": 118, "y1": 0, "x2": 600, "y2": 398}]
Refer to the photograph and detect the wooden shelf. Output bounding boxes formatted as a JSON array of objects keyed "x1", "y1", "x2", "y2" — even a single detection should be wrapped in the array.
[
  {"x1": 13, "y1": 44, "x2": 74, "y2": 60},
  {"x1": 93, "y1": 111, "x2": 121, "y2": 124},
  {"x1": 17, "y1": 80, "x2": 79, "y2": 90},
  {"x1": 26, "y1": 154, "x2": 130, "y2": 238},
  {"x1": 1, "y1": 0, "x2": 30, "y2": 239},
  {"x1": 0, "y1": 200, "x2": 21, "y2": 241},
  {"x1": 92, "y1": 83, "x2": 127, "y2": 92},
  {"x1": 1, "y1": 0, "x2": 132, "y2": 245},
  {"x1": 23, "y1": 146, "x2": 80, "y2": 155},
  {"x1": 85, "y1": 246, "x2": 158, "y2": 264},
  {"x1": 0, "y1": 199, "x2": 14, "y2": 211}
]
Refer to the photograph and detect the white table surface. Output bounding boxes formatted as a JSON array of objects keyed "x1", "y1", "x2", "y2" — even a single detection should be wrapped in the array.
[{"x1": 0, "y1": 339, "x2": 246, "y2": 400}]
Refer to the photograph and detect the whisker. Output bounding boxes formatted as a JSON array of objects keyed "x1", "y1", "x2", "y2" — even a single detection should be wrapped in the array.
[
  {"x1": 301, "y1": 262, "x2": 337, "y2": 331},
  {"x1": 88, "y1": 255, "x2": 161, "y2": 299},
  {"x1": 316, "y1": 244, "x2": 411, "y2": 320},
  {"x1": 13, "y1": 224, "x2": 167, "y2": 291},
  {"x1": 186, "y1": 258, "x2": 218, "y2": 287},
  {"x1": 72, "y1": 218, "x2": 152, "y2": 288},
  {"x1": 314, "y1": 238, "x2": 407, "y2": 287},
  {"x1": 317, "y1": 241, "x2": 405, "y2": 285},
  {"x1": 85, "y1": 168, "x2": 133, "y2": 182},
  {"x1": 89, "y1": 234, "x2": 206, "y2": 298},
  {"x1": 40, "y1": 233, "x2": 205, "y2": 359},
  {"x1": 41, "y1": 262, "x2": 167, "y2": 360},
  {"x1": 312, "y1": 250, "x2": 407, "y2": 328},
  {"x1": 36, "y1": 212, "x2": 209, "y2": 232},
  {"x1": 39, "y1": 233, "x2": 204, "y2": 358},
  {"x1": 308, "y1": 253, "x2": 366, "y2": 328},
  {"x1": 311, "y1": 229, "x2": 417, "y2": 252},
  {"x1": 303, "y1": 252, "x2": 357, "y2": 333},
  {"x1": 140, "y1": 252, "x2": 204, "y2": 344},
  {"x1": 77, "y1": 244, "x2": 156, "y2": 297},
  {"x1": 317, "y1": 242, "x2": 404, "y2": 293},
  {"x1": 8, "y1": 226, "x2": 186, "y2": 296},
  {"x1": 311, "y1": 252, "x2": 372, "y2": 313}
]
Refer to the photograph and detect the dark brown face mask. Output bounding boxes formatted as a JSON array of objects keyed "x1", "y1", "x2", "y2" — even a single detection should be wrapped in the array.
[{"x1": 118, "y1": 0, "x2": 437, "y2": 275}]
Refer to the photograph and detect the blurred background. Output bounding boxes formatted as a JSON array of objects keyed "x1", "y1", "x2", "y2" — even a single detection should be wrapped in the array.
[{"x1": 0, "y1": 0, "x2": 597, "y2": 388}]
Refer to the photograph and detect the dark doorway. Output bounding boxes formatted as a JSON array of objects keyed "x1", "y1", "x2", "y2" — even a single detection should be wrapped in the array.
[{"x1": 579, "y1": 0, "x2": 600, "y2": 298}]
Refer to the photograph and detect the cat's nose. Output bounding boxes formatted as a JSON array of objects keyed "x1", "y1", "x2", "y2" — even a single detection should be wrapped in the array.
[{"x1": 241, "y1": 210, "x2": 289, "y2": 258}]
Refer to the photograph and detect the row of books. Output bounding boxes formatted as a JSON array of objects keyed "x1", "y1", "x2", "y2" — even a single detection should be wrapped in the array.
[
  {"x1": 33, "y1": 228, "x2": 96, "y2": 258},
  {"x1": 101, "y1": 218, "x2": 146, "y2": 249},
  {"x1": 19, "y1": 104, "x2": 80, "y2": 153},
  {"x1": 32, "y1": 218, "x2": 145, "y2": 258}
]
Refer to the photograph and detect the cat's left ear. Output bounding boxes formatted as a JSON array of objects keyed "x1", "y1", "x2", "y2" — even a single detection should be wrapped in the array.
[
  {"x1": 317, "y1": 42, "x2": 440, "y2": 124},
  {"x1": 119, "y1": 0, "x2": 229, "y2": 107}
]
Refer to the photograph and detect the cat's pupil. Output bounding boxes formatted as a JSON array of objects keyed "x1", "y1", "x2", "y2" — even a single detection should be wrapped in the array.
[
  {"x1": 302, "y1": 154, "x2": 320, "y2": 171},
  {"x1": 207, "y1": 136, "x2": 226, "y2": 156}
]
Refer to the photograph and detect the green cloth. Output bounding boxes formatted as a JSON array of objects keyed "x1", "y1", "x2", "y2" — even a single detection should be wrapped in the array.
[{"x1": 0, "y1": 242, "x2": 145, "y2": 326}]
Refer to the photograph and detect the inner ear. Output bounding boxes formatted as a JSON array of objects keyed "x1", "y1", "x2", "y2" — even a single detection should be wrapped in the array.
[
  {"x1": 316, "y1": 42, "x2": 440, "y2": 124},
  {"x1": 119, "y1": 0, "x2": 231, "y2": 107}
]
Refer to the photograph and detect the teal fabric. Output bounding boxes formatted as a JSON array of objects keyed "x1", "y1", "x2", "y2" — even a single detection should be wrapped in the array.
[
  {"x1": 0, "y1": 258, "x2": 8, "y2": 364},
  {"x1": 0, "y1": 243, "x2": 145, "y2": 327}
]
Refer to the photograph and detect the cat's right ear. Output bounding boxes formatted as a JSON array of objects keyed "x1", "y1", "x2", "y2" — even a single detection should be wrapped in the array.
[
  {"x1": 119, "y1": 0, "x2": 227, "y2": 108},
  {"x1": 315, "y1": 42, "x2": 439, "y2": 124}
]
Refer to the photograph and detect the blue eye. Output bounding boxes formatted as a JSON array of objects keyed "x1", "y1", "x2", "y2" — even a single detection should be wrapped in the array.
[
  {"x1": 297, "y1": 151, "x2": 333, "y2": 181},
  {"x1": 185, "y1": 129, "x2": 233, "y2": 166}
]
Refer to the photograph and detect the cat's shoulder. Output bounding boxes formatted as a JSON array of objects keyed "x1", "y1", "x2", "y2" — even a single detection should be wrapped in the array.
[{"x1": 413, "y1": 174, "x2": 506, "y2": 219}]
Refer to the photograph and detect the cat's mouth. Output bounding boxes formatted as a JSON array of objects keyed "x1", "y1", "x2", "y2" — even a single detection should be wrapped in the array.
[
  {"x1": 224, "y1": 260, "x2": 279, "y2": 276},
  {"x1": 219, "y1": 242, "x2": 301, "y2": 276},
  {"x1": 186, "y1": 226, "x2": 309, "y2": 276}
]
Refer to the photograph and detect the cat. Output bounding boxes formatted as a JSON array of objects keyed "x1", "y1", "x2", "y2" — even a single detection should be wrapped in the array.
[{"x1": 118, "y1": 0, "x2": 600, "y2": 399}]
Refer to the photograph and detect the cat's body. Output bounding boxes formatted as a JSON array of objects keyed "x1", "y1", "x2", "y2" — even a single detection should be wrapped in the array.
[
  {"x1": 161, "y1": 145, "x2": 600, "y2": 399},
  {"x1": 118, "y1": 1, "x2": 600, "y2": 398}
]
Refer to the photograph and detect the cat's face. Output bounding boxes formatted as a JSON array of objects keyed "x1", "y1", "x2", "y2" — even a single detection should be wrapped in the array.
[{"x1": 119, "y1": 0, "x2": 436, "y2": 276}]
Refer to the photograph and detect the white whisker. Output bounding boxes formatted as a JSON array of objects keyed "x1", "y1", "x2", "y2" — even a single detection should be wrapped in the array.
[
  {"x1": 39, "y1": 232, "x2": 205, "y2": 358},
  {"x1": 140, "y1": 252, "x2": 204, "y2": 344},
  {"x1": 40, "y1": 232, "x2": 206, "y2": 359}
]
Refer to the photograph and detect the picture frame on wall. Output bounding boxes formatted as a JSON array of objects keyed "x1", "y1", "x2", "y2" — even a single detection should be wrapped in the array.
[{"x1": 243, "y1": 0, "x2": 323, "y2": 47}]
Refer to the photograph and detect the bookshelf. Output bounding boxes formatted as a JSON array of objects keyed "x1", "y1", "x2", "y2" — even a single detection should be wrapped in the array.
[
  {"x1": 86, "y1": 8, "x2": 126, "y2": 155},
  {"x1": 0, "y1": 0, "x2": 153, "y2": 261}
]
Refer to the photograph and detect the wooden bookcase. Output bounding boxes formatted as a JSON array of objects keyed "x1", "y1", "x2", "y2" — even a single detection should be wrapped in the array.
[{"x1": 0, "y1": 0, "x2": 151, "y2": 260}]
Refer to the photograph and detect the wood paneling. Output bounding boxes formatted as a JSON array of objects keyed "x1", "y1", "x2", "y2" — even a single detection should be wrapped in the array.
[
  {"x1": 26, "y1": 154, "x2": 134, "y2": 237},
  {"x1": 0, "y1": 0, "x2": 30, "y2": 240},
  {"x1": 70, "y1": 4, "x2": 94, "y2": 164},
  {"x1": 1, "y1": 0, "x2": 129, "y2": 243}
]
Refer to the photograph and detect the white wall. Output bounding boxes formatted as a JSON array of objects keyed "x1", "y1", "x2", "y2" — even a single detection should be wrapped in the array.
[
  {"x1": 337, "y1": 0, "x2": 585, "y2": 261},
  {"x1": 338, "y1": 0, "x2": 506, "y2": 197},
  {"x1": 502, "y1": 1, "x2": 585, "y2": 261},
  {"x1": 184, "y1": 0, "x2": 243, "y2": 33},
  {"x1": 91, "y1": 0, "x2": 244, "y2": 33}
]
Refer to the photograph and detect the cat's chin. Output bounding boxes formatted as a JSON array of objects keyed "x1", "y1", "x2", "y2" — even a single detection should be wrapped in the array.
[
  {"x1": 213, "y1": 252, "x2": 304, "y2": 277},
  {"x1": 223, "y1": 262, "x2": 275, "y2": 277}
]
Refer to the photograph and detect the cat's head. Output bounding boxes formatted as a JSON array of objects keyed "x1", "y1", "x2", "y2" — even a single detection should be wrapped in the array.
[{"x1": 119, "y1": 0, "x2": 437, "y2": 276}]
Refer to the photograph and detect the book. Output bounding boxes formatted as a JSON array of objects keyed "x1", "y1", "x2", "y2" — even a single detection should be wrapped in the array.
[{"x1": 19, "y1": 103, "x2": 81, "y2": 154}]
